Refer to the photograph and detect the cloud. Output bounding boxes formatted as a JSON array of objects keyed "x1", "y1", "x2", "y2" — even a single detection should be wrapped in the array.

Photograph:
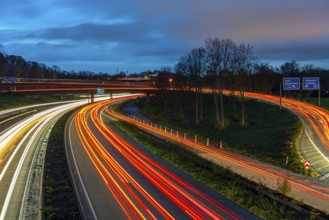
[
  {"x1": 26, "y1": 22, "x2": 146, "y2": 43},
  {"x1": 0, "y1": 43, "x2": 6, "y2": 55},
  {"x1": 1, "y1": 0, "x2": 329, "y2": 72},
  {"x1": 254, "y1": 36, "x2": 329, "y2": 62}
]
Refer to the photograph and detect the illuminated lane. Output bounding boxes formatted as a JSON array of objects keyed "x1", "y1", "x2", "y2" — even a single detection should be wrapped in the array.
[
  {"x1": 69, "y1": 95, "x2": 259, "y2": 219},
  {"x1": 106, "y1": 95, "x2": 329, "y2": 213},
  {"x1": 0, "y1": 100, "x2": 88, "y2": 171},
  {"x1": 235, "y1": 91, "x2": 329, "y2": 177},
  {"x1": 0, "y1": 99, "x2": 97, "y2": 220}
]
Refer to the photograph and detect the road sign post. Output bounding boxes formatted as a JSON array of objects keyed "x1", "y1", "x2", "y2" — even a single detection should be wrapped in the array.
[
  {"x1": 4, "y1": 76, "x2": 15, "y2": 84},
  {"x1": 97, "y1": 88, "x2": 105, "y2": 95},
  {"x1": 283, "y1": 77, "x2": 300, "y2": 90},
  {"x1": 281, "y1": 77, "x2": 321, "y2": 108},
  {"x1": 303, "y1": 77, "x2": 320, "y2": 106},
  {"x1": 303, "y1": 77, "x2": 320, "y2": 90},
  {"x1": 281, "y1": 78, "x2": 300, "y2": 110}
]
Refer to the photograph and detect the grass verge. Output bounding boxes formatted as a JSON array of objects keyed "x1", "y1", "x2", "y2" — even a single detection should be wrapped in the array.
[
  {"x1": 42, "y1": 110, "x2": 81, "y2": 220},
  {"x1": 139, "y1": 93, "x2": 314, "y2": 175}
]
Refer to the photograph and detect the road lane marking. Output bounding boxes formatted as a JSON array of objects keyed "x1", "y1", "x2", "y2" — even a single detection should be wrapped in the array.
[
  {"x1": 317, "y1": 165, "x2": 329, "y2": 171},
  {"x1": 0, "y1": 110, "x2": 37, "y2": 125},
  {"x1": 69, "y1": 119, "x2": 98, "y2": 220},
  {"x1": 0, "y1": 119, "x2": 44, "y2": 220},
  {"x1": 304, "y1": 130, "x2": 329, "y2": 164},
  {"x1": 319, "y1": 173, "x2": 329, "y2": 181}
]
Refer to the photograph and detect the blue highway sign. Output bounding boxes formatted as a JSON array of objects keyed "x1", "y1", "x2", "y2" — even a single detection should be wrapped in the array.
[
  {"x1": 303, "y1": 77, "x2": 320, "y2": 90},
  {"x1": 283, "y1": 77, "x2": 300, "y2": 90},
  {"x1": 97, "y1": 88, "x2": 105, "y2": 95},
  {"x1": 4, "y1": 76, "x2": 15, "y2": 84}
]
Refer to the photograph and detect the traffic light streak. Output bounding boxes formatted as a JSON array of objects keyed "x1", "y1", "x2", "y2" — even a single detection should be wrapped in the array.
[{"x1": 74, "y1": 96, "x2": 243, "y2": 219}]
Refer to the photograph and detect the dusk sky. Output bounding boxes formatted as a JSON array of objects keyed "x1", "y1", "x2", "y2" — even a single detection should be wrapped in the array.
[{"x1": 1, "y1": 0, "x2": 329, "y2": 73}]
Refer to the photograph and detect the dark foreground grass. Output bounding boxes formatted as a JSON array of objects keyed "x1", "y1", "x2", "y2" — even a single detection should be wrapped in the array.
[
  {"x1": 139, "y1": 93, "x2": 308, "y2": 174},
  {"x1": 115, "y1": 121, "x2": 327, "y2": 220},
  {"x1": 43, "y1": 110, "x2": 81, "y2": 220}
]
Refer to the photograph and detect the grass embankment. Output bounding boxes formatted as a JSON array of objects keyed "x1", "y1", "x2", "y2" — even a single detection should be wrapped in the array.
[
  {"x1": 0, "y1": 93, "x2": 80, "y2": 111},
  {"x1": 140, "y1": 93, "x2": 312, "y2": 175},
  {"x1": 115, "y1": 121, "x2": 326, "y2": 219},
  {"x1": 42, "y1": 111, "x2": 81, "y2": 220},
  {"x1": 303, "y1": 97, "x2": 329, "y2": 111}
]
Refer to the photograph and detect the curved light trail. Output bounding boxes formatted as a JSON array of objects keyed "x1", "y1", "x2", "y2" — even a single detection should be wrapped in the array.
[
  {"x1": 0, "y1": 99, "x2": 111, "y2": 219},
  {"x1": 2, "y1": 80, "x2": 329, "y2": 216},
  {"x1": 73, "y1": 95, "x2": 246, "y2": 219},
  {"x1": 230, "y1": 91, "x2": 329, "y2": 177},
  {"x1": 105, "y1": 94, "x2": 329, "y2": 213}
]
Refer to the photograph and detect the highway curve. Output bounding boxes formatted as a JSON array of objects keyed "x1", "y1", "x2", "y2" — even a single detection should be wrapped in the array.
[
  {"x1": 238, "y1": 91, "x2": 329, "y2": 178},
  {"x1": 105, "y1": 94, "x2": 329, "y2": 214},
  {"x1": 66, "y1": 94, "x2": 261, "y2": 219},
  {"x1": 0, "y1": 101, "x2": 89, "y2": 220}
]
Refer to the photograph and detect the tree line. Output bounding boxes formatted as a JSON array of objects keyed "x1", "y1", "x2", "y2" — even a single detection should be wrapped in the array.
[
  {"x1": 0, "y1": 52, "x2": 133, "y2": 80},
  {"x1": 1, "y1": 38, "x2": 329, "y2": 129},
  {"x1": 0, "y1": 51, "x2": 169, "y2": 81},
  {"x1": 155, "y1": 37, "x2": 329, "y2": 129}
]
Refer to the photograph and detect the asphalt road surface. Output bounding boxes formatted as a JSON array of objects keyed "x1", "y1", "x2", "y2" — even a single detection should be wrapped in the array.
[{"x1": 67, "y1": 97, "x2": 261, "y2": 219}]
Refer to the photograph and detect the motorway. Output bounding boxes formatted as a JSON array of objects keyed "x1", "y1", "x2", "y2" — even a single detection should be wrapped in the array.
[
  {"x1": 238, "y1": 92, "x2": 329, "y2": 178},
  {"x1": 2, "y1": 87, "x2": 329, "y2": 218},
  {"x1": 0, "y1": 99, "x2": 108, "y2": 220},
  {"x1": 104, "y1": 95, "x2": 329, "y2": 214},
  {"x1": 67, "y1": 95, "x2": 260, "y2": 219}
]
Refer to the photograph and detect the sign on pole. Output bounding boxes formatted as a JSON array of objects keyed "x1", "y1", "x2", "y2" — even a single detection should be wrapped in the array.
[
  {"x1": 281, "y1": 77, "x2": 321, "y2": 107},
  {"x1": 283, "y1": 77, "x2": 300, "y2": 90},
  {"x1": 304, "y1": 160, "x2": 310, "y2": 169},
  {"x1": 303, "y1": 77, "x2": 320, "y2": 90},
  {"x1": 4, "y1": 76, "x2": 15, "y2": 84},
  {"x1": 97, "y1": 88, "x2": 105, "y2": 95}
]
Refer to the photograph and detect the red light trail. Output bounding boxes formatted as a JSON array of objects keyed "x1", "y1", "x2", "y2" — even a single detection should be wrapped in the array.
[
  {"x1": 105, "y1": 94, "x2": 329, "y2": 213},
  {"x1": 73, "y1": 95, "x2": 243, "y2": 219}
]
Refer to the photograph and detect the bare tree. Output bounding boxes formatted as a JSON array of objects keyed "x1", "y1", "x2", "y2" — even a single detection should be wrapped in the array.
[
  {"x1": 205, "y1": 38, "x2": 235, "y2": 130},
  {"x1": 175, "y1": 47, "x2": 206, "y2": 124},
  {"x1": 0, "y1": 53, "x2": 5, "y2": 77},
  {"x1": 189, "y1": 48, "x2": 207, "y2": 123},
  {"x1": 253, "y1": 62, "x2": 277, "y2": 94},
  {"x1": 280, "y1": 60, "x2": 299, "y2": 76},
  {"x1": 231, "y1": 43, "x2": 253, "y2": 126},
  {"x1": 50, "y1": 65, "x2": 61, "y2": 79}
]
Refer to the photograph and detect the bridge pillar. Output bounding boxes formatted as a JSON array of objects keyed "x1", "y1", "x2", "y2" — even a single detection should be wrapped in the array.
[
  {"x1": 91, "y1": 93, "x2": 94, "y2": 103},
  {"x1": 110, "y1": 93, "x2": 113, "y2": 99}
]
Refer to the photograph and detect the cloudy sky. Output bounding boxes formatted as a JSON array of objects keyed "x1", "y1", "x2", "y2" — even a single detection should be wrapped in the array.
[{"x1": 1, "y1": 0, "x2": 329, "y2": 73}]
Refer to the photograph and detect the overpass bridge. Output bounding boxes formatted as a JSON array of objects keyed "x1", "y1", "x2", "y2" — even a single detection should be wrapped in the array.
[{"x1": 0, "y1": 79, "x2": 158, "y2": 102}]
